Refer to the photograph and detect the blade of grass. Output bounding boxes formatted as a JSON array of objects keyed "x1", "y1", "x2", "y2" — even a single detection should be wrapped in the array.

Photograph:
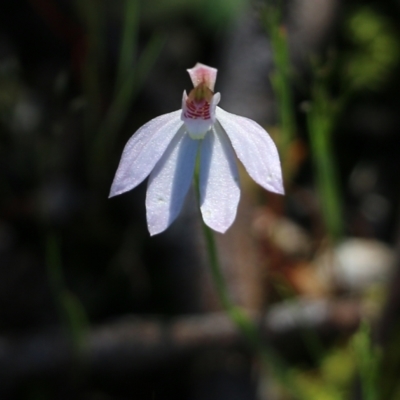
[
  {"x1": 90, "y1": 33, "x2": 165, "y2": 181},
  {"x1": 103, "y1": 33, "x2": 164, "y2": 141},
  {"x1": 46, "y1": 233, "x2": 88, "y2": 352},
  {"x1": 74, "y1": 0, "x2": 106, "y2": 138},
  {"x1": 352, "y1": 321, "x2": 380, "y2": 400},
  {"x1": 306, "y1": 82, "x2": 344, "y2": 241},
  {"x1": 115, "y1": 0, "x2": 140, "y2": 96},
  {"x1": 262, "y1": 2, "x2": 297, "y2": 179}
]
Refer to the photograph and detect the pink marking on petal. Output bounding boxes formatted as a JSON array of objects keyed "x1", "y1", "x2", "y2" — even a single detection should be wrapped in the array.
[
  {"x1": 187, "y1": 63, "x2": 218, "y2": 91},
  {"x1": 184, "y1": 99, "x2": 211, "y2": 120},
  {"x1": 183, "y1": 83, "x2": 213, "y2": 122}
]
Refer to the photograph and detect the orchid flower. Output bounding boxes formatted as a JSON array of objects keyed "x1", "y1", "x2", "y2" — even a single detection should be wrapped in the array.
[{"x1": 110, "y1": 63, "x2": 284, "y2": 236}]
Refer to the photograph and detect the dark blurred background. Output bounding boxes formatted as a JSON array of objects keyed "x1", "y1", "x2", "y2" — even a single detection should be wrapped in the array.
[{"x1": 1, "y1": 0, "x2": 400, "y2": 399}]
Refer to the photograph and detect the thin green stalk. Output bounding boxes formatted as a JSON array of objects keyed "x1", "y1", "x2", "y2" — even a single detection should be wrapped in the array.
[
  {"x1": 76, "y1": 0, "x2": 165, "y2": 186},
  {"x1": 194, "y1": 169, "x2": 305, "y2": 399},
  {"x1": 201, "y1": 219, "x2": 269, "y2": 351},
  {"x1": 201, "y1": 221, "x2": 230, "y2": 309},
  {"x1": 307, "y1": 84, "x2": 344, "y2": 241},
  {"x1": 114, "y1": 0, "x2": 139, "y2": 96},
  {"x1": 98, "y1": 34, "x2": 164, "y2": 149},
  {"x1": 201, "y1": 221, "x2": 307, "y2": 398},
  {"x1": 263, "y1": 3, "x2": 297, "y2": 179},
  {"x1": 46, "y1": 233, "x2": 88, "y2": 352},
  {"x1": 90, "y1": 33, "x2": 164, "y2": 183},
  {"x1": 352, "y1": 322, "x2": 380, "y2": 400},
  {"x1": 74, "y1": 0, "x2": 106, "y2": 138}
]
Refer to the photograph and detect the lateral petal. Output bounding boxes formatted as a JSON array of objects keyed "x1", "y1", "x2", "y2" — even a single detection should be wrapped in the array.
[
  {"x1": 199, "y1": 125, "x2": 240, "y2": 233},
  {"x1": 109, "y1": 110, "x2": 182, "y2": 197},
  {"x1": 146, "y1": 131, "x2": 199, "y2": 236},
  {"x1": 216, "y1": 107, "x2": 284, "y2": 194}
]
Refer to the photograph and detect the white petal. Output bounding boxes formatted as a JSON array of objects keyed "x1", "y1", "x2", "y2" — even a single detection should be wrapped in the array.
[
  {"x1": 109, "y1": 110, "x2": 182, "y2": 197},
  {"x1": 199, "y1": 126, "x2": 240, "y2": 233},
  {"x1": 216, "y1": 107, "x2": 284, "y2": 194},
  {"x1": 146, "y1": 130, "x2": 199, "y2": 236}
]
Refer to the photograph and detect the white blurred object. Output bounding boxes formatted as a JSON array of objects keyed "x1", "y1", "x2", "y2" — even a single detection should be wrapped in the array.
[
  {"x1": 266, "y1": 298, "x2": 328, "y2": 332},
  {"x1": 316, "y1": 238, "x2": 395, "y2": 292}
]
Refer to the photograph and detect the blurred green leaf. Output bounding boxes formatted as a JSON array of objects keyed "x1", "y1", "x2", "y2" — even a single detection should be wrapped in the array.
[
  {"x1": 352, "y1": 321, "x2": 381, "y2": 400},
  {"x1": 344, "y1": 7, "x2": 399, "y2": 91},
  {"x1": 141, "y1": 0, "x2": 245, "y2": 28}
]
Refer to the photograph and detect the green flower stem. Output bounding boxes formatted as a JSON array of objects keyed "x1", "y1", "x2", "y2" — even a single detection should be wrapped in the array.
[
  {"x1": 202, "y1": 220, "x2": 266, "y2": 351},
  {"x1": 194, "y1": 169, "x2": 304, "y2": 399},
  {"x1": 201, "y1": 220, "x2": 270, "y2": 355},
  {"x1": 200, "y1": 220, "x2": 230, "y2": 309},
  {"x1": 201, "y1": 219, "x2": 307, "y2": 398}
]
